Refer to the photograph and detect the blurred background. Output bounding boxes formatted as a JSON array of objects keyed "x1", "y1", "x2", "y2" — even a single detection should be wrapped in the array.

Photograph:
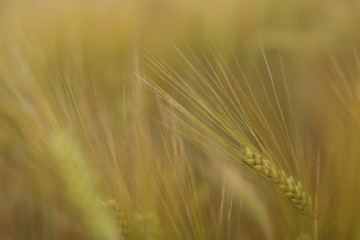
[{"x1": 1, "y1": 0, "x2": 360, "y2": 239}]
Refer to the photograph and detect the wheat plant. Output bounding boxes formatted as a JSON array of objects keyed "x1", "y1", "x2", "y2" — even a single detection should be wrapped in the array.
[
  {"x1": 142, "y1": 47, "x2": 314, "y2": 216},
  {"x1": 2, "y1": 0, "x2": 360, "y2": 239}
]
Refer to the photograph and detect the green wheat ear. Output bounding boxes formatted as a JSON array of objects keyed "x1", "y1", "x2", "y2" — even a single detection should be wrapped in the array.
[
  {"x1": 242, "y1": 147, "x2": 312, "y2": 216},
  {"x1": 103, "y1": 199, "x2": 131, "y2": 240},
  {"x1": 50, "y1": 131, "x2": 121, "y2": 239}
]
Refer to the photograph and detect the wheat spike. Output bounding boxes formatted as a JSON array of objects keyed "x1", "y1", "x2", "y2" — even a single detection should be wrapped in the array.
[
  {"x1": 242, "y1": 146, "x2": 312, "y2": 216},
  {"x1": 104, "y1": 199, "x2": 131, "y2": 240}
]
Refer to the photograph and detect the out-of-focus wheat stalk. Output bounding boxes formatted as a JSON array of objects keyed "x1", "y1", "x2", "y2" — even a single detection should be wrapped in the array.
[{"x1": 50, "y1": 131, "x2": 122, "y2": 240}]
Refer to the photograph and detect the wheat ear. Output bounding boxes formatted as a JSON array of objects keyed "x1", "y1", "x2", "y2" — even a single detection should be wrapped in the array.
[
  {"x1": 104, "y1": 199, "x2": 131, "y2": 240},
  {"x1": 241, "y1": 147, "x2": 312, "y2": 216}
]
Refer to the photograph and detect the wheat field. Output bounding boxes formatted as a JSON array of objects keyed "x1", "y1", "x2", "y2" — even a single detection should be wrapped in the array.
[{"x1": 1, "y1": 0, "x2": 360, "y2": 239}]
